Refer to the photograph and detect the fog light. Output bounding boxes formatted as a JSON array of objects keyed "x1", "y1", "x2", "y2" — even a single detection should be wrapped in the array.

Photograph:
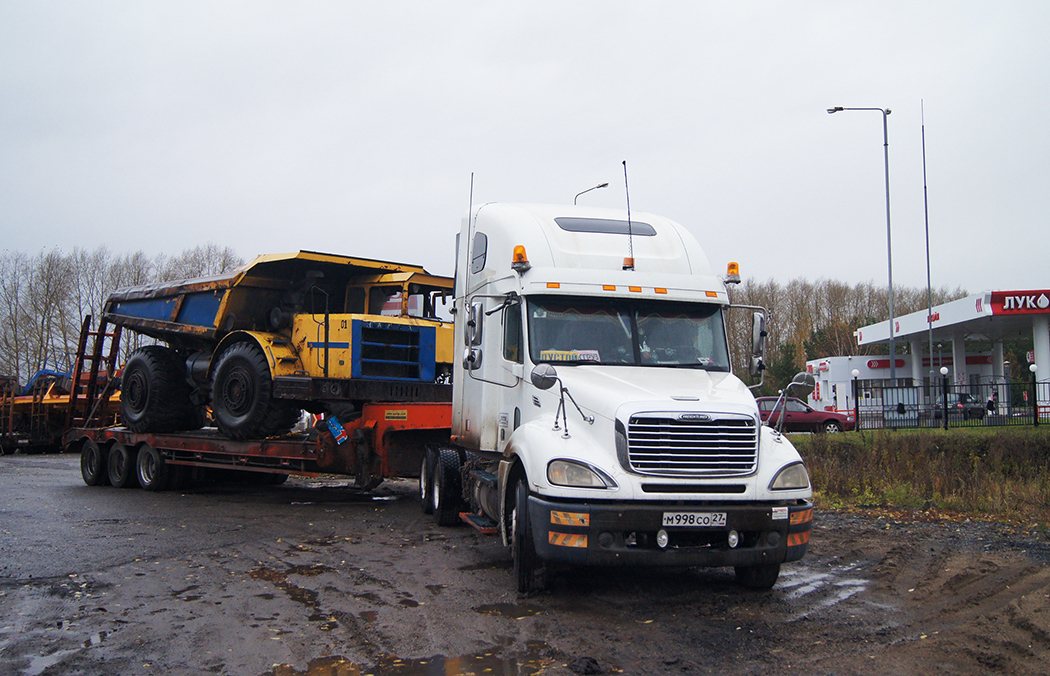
[
  {"x1": 727, "y1": 530, "x2": 740, "y2": 549},
  {"x1": 656, "y1": 529, "x2": 669, "y2": 549}
]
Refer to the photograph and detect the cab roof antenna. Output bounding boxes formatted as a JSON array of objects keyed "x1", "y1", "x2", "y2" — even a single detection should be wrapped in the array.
[{"x1": 622, "y1": 160, "x2": 635, "y2": 271}]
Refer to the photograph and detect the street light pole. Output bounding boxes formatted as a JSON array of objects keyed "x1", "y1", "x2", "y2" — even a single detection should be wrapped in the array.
[
  {"x1": 574, "y1": 182, "x2": 609, "y2": 205},
  {"x1": 827, "y1": 106, "x2": 896, "y2": 382}
]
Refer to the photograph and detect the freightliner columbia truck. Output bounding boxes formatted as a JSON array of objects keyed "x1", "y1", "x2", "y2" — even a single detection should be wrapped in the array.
[{"x1": 422, "y1": 203, "x2": 813, "y2": 592}]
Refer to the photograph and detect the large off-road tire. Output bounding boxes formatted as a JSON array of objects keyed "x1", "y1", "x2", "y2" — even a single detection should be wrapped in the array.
[
  {"x1": 80, "y1": 439, "x2": 109, "y2": 486},
  {"x1": 121, "y1": 346, "x2": 201, "y2": 433},
  {"x1": 431, "y1": 446, "x2": 463, "y2": 526},
  {"x1": 211, "y1": 342, "x2": 297, "y2": 440},
  {"x1": 107, "y1": 441, "x2": 137, "y2": 489},
  {"x1": 136, "y1": 443, "x2": 167, "y2": 491},
  {"x1": 735, "y1": 562, "x2": 781, "y2": 589},
  {"x1": 512, "y1": 478, "x2": 543, "y2": 594}
]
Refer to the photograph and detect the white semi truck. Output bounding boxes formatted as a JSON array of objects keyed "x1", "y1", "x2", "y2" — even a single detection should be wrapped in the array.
[{"x1": 422, "y1": 203, "x2": 814, "y2": 592}]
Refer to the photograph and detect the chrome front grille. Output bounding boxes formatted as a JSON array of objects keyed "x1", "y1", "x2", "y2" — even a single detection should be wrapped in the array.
[{"x1": 626, "y1": 413, "x2": 758, "y2": 477}]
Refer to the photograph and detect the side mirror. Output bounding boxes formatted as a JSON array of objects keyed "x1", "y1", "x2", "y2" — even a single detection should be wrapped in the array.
[
  {"x1": 465, "y1": 301, "x2": 484, "y2": 346},
  {"x1": 751, "y1": 312, "x2": 767, "y2": 356},
  {"x1": 462, "y1": 346, "x2": 483, "y2": 370},
  {"x1": 786, "y1": 371, "x2": 816, "y2": 399},
  {"x1": 749, "y1": 355, "x2": 765, "y2": 379},
  {"x1": 530, "y1": 363, "x2": 558, "y2": 390}
]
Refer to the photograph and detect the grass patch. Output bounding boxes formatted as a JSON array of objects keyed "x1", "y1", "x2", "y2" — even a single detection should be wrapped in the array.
[{"x1": 793, "y1": 426, "x2": 1050, "y2": 525}]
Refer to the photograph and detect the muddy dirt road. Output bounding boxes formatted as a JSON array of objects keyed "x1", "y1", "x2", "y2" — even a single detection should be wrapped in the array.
[{"x1": 1, "y1": 454, "x2": 1049, "y2": 676}]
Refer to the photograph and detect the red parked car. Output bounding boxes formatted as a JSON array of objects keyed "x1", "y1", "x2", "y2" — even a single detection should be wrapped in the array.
[{"x1": 755, "y1": 397, "x2": 855, "y2": 433}]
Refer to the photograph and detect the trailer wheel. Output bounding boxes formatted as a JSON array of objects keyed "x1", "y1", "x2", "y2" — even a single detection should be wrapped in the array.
[
  {"x1": 512, "y1": 478, "x2": 542, "y2": 594},
  {"x1": 107, "y1": 441, "x2": 137, "y2": 488},
  {"x1": 419, "y1": 446, "x2": 436, "y2": 515},
  {"x1": 122, "y1": 346, "x2": 200, "y2": 433},
  {"x1": 136, "y1": 444, "x2": 167, "y2": 491},
  {"x1": 80, "y1": 439, "x2": 109, "y2": 486},
  {"x1": 735, "y1": 562, "x2": 781, "y2": 589},
  {"x1": 431, "y1": 447, "x2": 462, "y2": 526},
  {"x1": 212, "y1": 342, "x2": 297, "y2": 440}
]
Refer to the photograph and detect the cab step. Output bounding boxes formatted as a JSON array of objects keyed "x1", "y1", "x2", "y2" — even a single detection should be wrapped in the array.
[{"x1": 460, "y1": 512, "x2": 498, "y2": 534}]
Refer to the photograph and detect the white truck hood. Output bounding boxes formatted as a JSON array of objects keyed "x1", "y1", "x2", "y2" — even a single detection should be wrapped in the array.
[{"x1": 551, "y1": 366, "x2": 758, "y2": 420}]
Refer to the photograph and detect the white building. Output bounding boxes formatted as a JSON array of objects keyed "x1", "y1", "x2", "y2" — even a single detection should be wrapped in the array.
[{"x1": 805, "y1": 288, "x2": 1050, "y2": 414}]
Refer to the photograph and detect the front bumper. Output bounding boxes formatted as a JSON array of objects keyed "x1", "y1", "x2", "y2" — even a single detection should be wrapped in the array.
[{"x1": 528, "y1": 495, "x2": 813, "y2": 568}]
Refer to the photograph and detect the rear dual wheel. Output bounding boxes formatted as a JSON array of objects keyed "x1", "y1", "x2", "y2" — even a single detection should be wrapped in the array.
[
  {"x1": 107, "y1": 441, "x2": 137, "y2": 488},
  {"x1": 80, "y1": 439, "x2": 109, "y2": 486},
  {"x1": 136, "y1": 444, "x2": 167, "y2": 491},
  {"x1": 419, "y1": 446, "x2": 436, "y2": 515},
  {"x1": 431, "y1": 447, "x2": 463, "y2": 527},
  {"x1": 121, "y1": 346, "x2": 204, "y2": 433}
]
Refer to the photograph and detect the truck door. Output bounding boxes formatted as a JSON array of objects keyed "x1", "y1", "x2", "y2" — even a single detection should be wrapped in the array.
[{"x1": 459, "y1": 295, "x2": 523, "y2": 452}]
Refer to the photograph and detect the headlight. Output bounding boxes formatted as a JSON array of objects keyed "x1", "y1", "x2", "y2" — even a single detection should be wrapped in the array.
[
  {"x1": 770, "y1": 462, "x2": 810, "y2": 491},
  {"x1": 547, "y1": 459, "x2": 616, "y2": 489}
]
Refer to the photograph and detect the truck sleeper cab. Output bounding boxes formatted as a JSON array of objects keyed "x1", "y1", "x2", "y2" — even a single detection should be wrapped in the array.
[{"x1": 431, "y1": 203, "x2": 813, "y2": 593}]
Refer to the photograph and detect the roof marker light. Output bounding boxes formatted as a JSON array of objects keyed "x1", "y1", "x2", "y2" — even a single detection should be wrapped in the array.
[
  {"x1": 511, "y1": 245, "x2": 531, "y2": 272},
  {"x1": 725, "y1": 261, "x2": 741, "y2": 285}
]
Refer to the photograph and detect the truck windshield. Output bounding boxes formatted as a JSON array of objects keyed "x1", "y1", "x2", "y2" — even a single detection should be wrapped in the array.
[{"x1": 526, "y1": 295, "x2": 730, "y2": 370}]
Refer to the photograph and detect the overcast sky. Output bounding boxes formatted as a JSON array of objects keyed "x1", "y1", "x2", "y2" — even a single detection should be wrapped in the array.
[{"x1": 2, "y1": 2, "x2": 1047, "y2": 294}]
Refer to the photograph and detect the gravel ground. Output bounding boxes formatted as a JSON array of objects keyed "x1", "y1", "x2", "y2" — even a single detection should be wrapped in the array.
[{"x1": 2, "y1": 453, "x2": 1049, "y2": 675}]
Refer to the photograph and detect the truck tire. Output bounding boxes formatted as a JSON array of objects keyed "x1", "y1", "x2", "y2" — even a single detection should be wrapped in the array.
[
  {"x1": 419, "y1": 446, "x2": 436, "y2": 515},
  {"x1": 107, "y1": 441, "x2": 137, "y2": 488},
  {"x1": 211, "y1": 342, "x2": 297, "y2": 440},
  {"x1": 80, "y1": 439, "x2": 109, "y2": 486},
  {"x1": 512, "y1": 479, "x2": 543, "y2": 594},
  {"x1": 121, "y1": 346, "x2": 199, "y2": 433},
  {"x1": 136, "y1": 443, "x2": 167, "y2": 491},
  {"x1": 431, "y1": 446, "x2": 462, "y2": 526},
  {"x1": 735, "y1": 562, "x2": 781, "y2": 589}
]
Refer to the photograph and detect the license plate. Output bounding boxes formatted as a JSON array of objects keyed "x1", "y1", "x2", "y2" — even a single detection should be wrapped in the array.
[{"x1": 661, "y1": 512, "x2": 727, "y2": 528}]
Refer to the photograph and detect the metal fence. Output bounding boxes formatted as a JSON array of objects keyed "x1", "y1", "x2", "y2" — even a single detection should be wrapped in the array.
[{"x1": 852, "y1": 378, "x2": 1050, "y2": 430}]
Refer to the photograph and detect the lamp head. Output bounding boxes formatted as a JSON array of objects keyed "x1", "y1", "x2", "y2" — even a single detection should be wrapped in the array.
[{"x1": 827, "y1": 107, "x2": 844, "y2": 114}]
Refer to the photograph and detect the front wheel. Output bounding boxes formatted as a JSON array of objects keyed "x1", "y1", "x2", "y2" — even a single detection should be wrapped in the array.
[
  {"x1": 735, "y1": 562, "x2": 781, "y2": 589},
  {"x1": 211, "y1": 342, "x2": 297, "y2": 440},
  {"x1": 823, "y1": 421, "x2": 842, "y2": 433},
  {"x1": 512, "y1": 479, "x2": 544, "y2": 594}
]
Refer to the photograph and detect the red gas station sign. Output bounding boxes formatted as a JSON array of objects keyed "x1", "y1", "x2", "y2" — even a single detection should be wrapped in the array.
[{"x1": 991, "y1": 291, "x2": 1050, "y2": 315}]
